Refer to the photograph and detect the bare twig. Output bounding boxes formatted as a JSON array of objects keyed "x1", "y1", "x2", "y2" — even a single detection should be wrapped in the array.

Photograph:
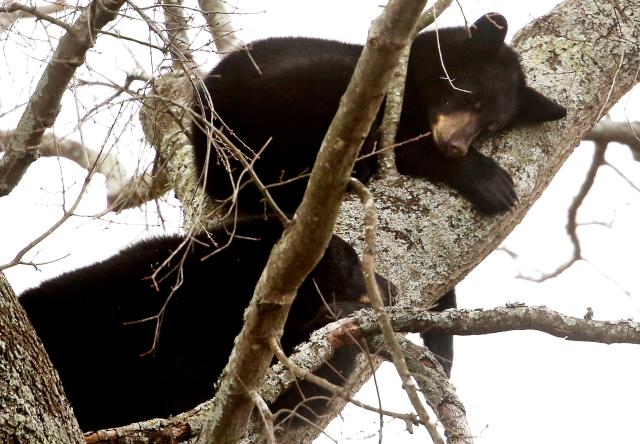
[
  {"x1": 518, "y1": 142, "x2": 606, "y2": 282},
  {"x1": 251, "y1": 392, "x2": 276, "y2": 444},
  {"x1": 0, "y1": 130, "x2": 170, "y2": 211},
  {"x1": 350, "y1": 178, "x2": 444, "y2": 444},
  {"x1": 0, "y1": 1, "x2": 72, "y2": 34},
  {"x1": 371, "y1": 336, "x2": 473, "y2": 444},
  {"x1": 585, "y1": 119, "x2": 640, "y2": 160},
  {"x1": 269, "y1": 337, "x2": 421, "y2": 428},
  {"x1": 126, "y1": 0, "x2": 195, "y2": 69}
]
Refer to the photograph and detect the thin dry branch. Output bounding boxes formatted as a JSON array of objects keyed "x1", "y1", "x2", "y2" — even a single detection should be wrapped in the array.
[
  {"x1": 586, "y1": 120, "x2": 640, "y2": 157},
  {"x1": 0, "y1": 130, "x2": 170, "y2": 211},
  {"x1": 125, "y1": 0, "x2": 200, "y2": 75},
  {"x1": 0, "y1": 0, "x2": 71, "y2": 33},
  {"x1": 506, "y1": 118, "x2": 640, "y2": 281},
  {"x1": 358, "y1": 305, "x2": 640, "y2": 345},
  {"x1": 268, "y1": 337, "x2": 421, "y2": 428},
  {"x1": 518, "y1": 142, "x2": 607, "y2": 282},
  {"x1": 350, "y1": 178, "x2": 444, "y2": 444},
  {"x1": 0, "y1": 0, "x2": 127, "y2": 197},
  {"x1": 370, "y1": 336, "x2": 473, "y2": 444}
]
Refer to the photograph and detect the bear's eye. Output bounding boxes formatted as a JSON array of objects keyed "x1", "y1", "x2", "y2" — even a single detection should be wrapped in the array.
[
  {"x1": 473, "y1": 101, "x2": 483, "y2": 110},
  {"x1": 486, "y1": 124, "x2": 499, "y2": 133}
]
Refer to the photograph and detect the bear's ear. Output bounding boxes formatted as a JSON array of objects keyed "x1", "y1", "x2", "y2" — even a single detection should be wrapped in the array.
[
  {"x1": 469, "y1": 13, "x2": 508, "y2": 54},
  {"x1": 514, "y1": 86, "x2": 567, "y2": 124}
]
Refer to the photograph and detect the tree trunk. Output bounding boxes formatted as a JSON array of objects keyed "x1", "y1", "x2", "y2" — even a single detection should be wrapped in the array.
[{"x1": 0, "y1": 273, "x2": 83, "y2": 443}]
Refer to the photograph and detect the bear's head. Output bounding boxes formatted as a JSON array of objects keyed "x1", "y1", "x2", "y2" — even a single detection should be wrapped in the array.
[{"x1": 409, "y1": 13, "x2": 567, "y2": 159}]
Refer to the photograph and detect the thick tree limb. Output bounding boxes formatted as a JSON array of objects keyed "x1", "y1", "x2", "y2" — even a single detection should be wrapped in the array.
[
  {"x1": 0, "y1": 273, "x2": 83, "y2": 442},
  {"x1": 0, "y1": 0, "x2": 126, "y2": 197}
]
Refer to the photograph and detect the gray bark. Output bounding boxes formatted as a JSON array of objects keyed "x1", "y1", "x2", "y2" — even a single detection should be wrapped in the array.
[{"x1": 0, "y1": 273, "x2": 83, "y2": 443}]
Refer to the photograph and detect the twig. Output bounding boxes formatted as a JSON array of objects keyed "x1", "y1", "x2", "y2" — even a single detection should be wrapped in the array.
[
  {"x1": 517, "y1": 142, "x2": 606, "y2": 282},
  {"x1": 251, "y1": 391, "x2": 276, "y2": 444},
  {"x1": 0, "y1": 1, "x2": 73, "y2": 34},
  {"x1": 161, "y1": 0, "x2": 195, "y2": 68},
  {"x1": 371, "y1": 336, "x2": 473, "y2": 444},
  {"x1": 350, "y1": 178, "x2": 444, "y2": 444},
  {"x1": 268, "y1": 337, "x2": 421, "y2": 427}
]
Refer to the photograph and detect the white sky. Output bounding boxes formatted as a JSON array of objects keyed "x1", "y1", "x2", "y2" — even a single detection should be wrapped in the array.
[{"x1": 2, "y1": 1, "x2": 640, "y2": 443}]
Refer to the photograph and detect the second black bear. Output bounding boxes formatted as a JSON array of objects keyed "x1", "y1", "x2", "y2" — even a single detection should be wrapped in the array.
[
  {"x1": 192, "y1": 13, "x2": 566, "y2": 216},
  {"x1": 20, "y1": 217, "x2": 445, "y2": 431}
]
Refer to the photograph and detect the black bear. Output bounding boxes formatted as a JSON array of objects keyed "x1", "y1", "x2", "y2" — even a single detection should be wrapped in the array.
[
  {"x1": 20, "y1": 216, "x2": 412, "y2": 431},
  {"x1": 192, "y1": 13, "x2": 566, "y2": 216}
]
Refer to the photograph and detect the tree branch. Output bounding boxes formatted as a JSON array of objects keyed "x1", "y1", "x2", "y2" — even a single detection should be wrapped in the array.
[
  {"x1": 336, "y1": 0, "x2": 640, "y2": 312},
  {"x1": 377, "y1": 0, "x2": 453, "y2": 178},
  {"x1": 0, "y1": 1, "x2": 72, "y2": 34},
  {"x1": 0, "y1": 273, "x2": 83, "y2": 442},
  {"x1": 350, "y1": 178, "x2": 444, "y2": 444},
  {"x1": 0, "y1": 0, "x2": 127, "y2": 197},
  {"x1": 370, "y1": 336, "x2": 473, "y2": 444},
  {"x1": 162, "y1": 0, "x2": 195, "y2": 68},
  {"x1": 197, "y1": 0, "x2": 244, "y2": 54}
]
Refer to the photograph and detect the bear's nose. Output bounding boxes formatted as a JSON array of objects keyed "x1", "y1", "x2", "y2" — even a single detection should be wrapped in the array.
[{"x1": 431, "y1": 111, "x2": 479, "y2": 158}]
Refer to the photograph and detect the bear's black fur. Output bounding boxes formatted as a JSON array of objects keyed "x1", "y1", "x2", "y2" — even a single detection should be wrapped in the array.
[
  {"x1": 19, "y1": 217, "x2": 411, "y2": 431},
  {"x1": 192, "y1": 13, "x2": 566, "y2": 216}
]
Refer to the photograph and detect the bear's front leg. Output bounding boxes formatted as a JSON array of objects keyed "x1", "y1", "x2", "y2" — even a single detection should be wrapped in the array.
[
  {"x1": 443, "y1": 147, "x2": 517, "y2": 215},
  {"x1": 396, "y1": 142, "x2": 517, "y2": 215}
]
